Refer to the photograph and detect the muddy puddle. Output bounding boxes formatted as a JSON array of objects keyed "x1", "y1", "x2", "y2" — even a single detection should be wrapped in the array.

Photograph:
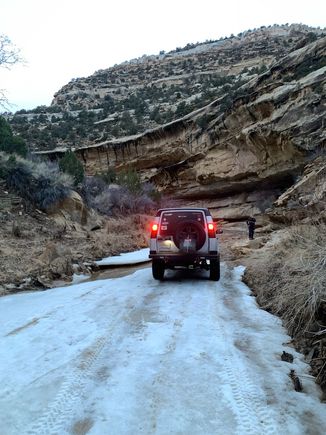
[{"x1": 86, "y1": 261, "x2": 151, "y2": 282}]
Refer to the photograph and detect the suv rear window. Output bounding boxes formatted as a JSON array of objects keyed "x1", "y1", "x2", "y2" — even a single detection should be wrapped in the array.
[{"x1": 159, "y1": 211, "x2": 205, "y2": 236}]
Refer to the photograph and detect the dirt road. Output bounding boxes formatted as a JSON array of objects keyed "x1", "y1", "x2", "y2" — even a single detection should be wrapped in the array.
[{"x1": 0, "y1": 264, "x2": 325, "y2": 434}]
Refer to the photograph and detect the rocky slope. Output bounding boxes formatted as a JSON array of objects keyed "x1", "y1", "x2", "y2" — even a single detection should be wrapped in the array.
[
  {"x1": 0, "y1": 184, "x2": 150, "y2": 294},
  {"x1": 9, "y1": 24, "x2": 324, "y2": 153},
  {"x1": 35, "y1": 35, "x2": 326, "y2": 221},
  {"x1": 6, "y1": 24, "x2": 326, "y2": 221},
  {"x1": 270, "y1": 156, "x2": 326, "y2": 222}
]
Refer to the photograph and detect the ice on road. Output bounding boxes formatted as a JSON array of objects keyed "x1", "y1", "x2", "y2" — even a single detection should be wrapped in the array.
[
  {"x1": 0, "y1": 264, "x2": 325, "y2": 435},
  {"x1": 95, "y1": 248, "x2": 150, "y2": 266}
]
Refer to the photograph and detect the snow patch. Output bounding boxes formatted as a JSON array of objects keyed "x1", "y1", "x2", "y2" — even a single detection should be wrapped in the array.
[
  {"x1": 95, "y1": 248, "x2": 150, "y2": 266},
  {"x1": 0, "y1": 264, "x2": 325, "y2": 435}
]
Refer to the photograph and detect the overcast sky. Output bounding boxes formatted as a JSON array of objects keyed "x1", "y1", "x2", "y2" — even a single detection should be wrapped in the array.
[{"x1": 0, "y1": 0, "x2": 325, "y2": 112}]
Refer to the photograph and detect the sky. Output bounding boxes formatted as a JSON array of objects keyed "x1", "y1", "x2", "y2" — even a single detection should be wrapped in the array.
[{"x1": 0, "y1": 0, "x2": 325, "y2": 112}]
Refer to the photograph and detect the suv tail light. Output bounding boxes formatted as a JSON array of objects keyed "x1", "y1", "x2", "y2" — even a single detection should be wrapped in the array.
[
  {"x1": 208, "y1": 222, "x2": 215, "y2": 238},
  {"x1": 151, "y1": 223, "x2": 158, "y2": 238}
]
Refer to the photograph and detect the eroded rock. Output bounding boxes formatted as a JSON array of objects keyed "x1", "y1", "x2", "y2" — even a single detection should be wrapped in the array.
[
  {"x1": 49, "y1": 191, "x2": 88, "y2": 227},
  {"x1": 270, "y1": 156, "x2": 326, "y2": 222},
  {"x1": 37, "y1": 38, "x2": 326, "y2": 220}
]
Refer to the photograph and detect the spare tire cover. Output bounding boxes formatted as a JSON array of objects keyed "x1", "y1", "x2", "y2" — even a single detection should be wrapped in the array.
[{"x1": 174, "y1": 220, "x2": 206, "y2": 251}]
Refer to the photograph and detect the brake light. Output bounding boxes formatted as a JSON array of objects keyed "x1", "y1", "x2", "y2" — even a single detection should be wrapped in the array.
[
  {"x1": 151, "y1": 223, "x2": 158, "y2": 238},
  {"x1": 208, "y1": 222, "x2": 215, "y2": 238}
]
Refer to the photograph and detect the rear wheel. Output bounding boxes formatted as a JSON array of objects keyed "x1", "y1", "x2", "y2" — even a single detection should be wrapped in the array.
[
  {"x1": 152, "y1": 260, "x2": 165, "y2": 280},
  {"x1": 209, "y1": 258, "x2": 220, "y2": 281}
]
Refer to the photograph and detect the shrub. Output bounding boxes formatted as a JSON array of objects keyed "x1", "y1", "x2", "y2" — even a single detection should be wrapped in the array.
[
  {"x1": 88, "y1": 185, "x2": 125, "y2": 215},
  {"x1": 196, "y1": 115, "x2": 210, "y2": 130},
  {"x1": 0, "y1": 153, "x2": 71, "y2": 211},
  {"x1": 244, "y1": 223, "x2": 326, "y2": 337},
  {"x1": 0, "y1": 116, "x2": 27, "y2": 157},
  {"x1": 116, "y1": 168, "x2": 142, "y2": 194},
  {"x1": 25, "y1": 157, "x2": 73, "y2": 186},
  {"x1": 0, "y1": 117, "x2": 12, "y2": 145},
  {"x1": 142, "y1": 182, "x2": 162, "y2": 203},
  {"x1": 6, "y1": 164, "x2": 70, "y2": 210},
  {"x1": 80, "y1": 175, "x2": 107, "y2": 205},
  {"x1": 0, "y1": 153, "x2": 15, "y2": 178},
  {"x1": 87, "y1": 185, "x2": 155, "y2": 216},
  {"x1": 97, "y1": 167, "x2": 116, "y2": 184},
  {"x1": 293, "y1": 56, "x2": 326, "y2": 81},
  {"x1": 59, "y1": 151, "x2": 84, "y2": 185},
  {"x1": 32, "y1": 177, "x2": 70, "y2": 210},
  {"x1": 0, "y1": 165, "x2": 7, "y2": 179},
  {"x1": 80, "y1": 172, "x2": 159, "y2": 216}
]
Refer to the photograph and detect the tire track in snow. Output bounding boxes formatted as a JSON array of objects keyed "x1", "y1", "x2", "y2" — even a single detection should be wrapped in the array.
[
  {"x1": 24, "y1": 289, "x2": 152, "y2": 435},
  {"x1": 26, "y1": 335, "x2": 107, "y2": 435},
  {"x1": 214, "y1": 266, "x2": 279, "y2": 435},
  {"x1": 146, "y1": 296, "x2": 189, "y2": 432},
  {"x1": 23, "y1": 267, "x2": 282, "y2": 434},
  {"x1": 221, "y1": 359, "x2": 278, "y2": 435}
]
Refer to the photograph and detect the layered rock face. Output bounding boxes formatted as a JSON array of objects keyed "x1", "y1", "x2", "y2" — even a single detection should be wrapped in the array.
[
  {"x1": 50, "y1": 24, "x2": 304, "y2": 112},
  {"x1": 24, "y1": 27, "x2": 326, "y2": 219},
  {"x1": 38, "y1": 37, "x2": 325, "y2": 219},
  {"x1": 270, "y1": 156, "x2": 326, "y2": 222},
  {"x1": 10, "y1": 24, "x2": 324, "y2": 153}
]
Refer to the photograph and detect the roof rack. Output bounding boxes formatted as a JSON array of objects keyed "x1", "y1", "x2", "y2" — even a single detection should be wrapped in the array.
[{"x1": 156, "y1": 207, "x2": 210, "y2": 216}]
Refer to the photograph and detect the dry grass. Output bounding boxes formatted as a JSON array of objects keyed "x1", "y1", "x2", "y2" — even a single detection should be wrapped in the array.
[
  {"x1": 244, "y1": 223, "x2": 326, "y2": 337},
  {"x1": 0, "y1": 210, "x2": 152, "y2": 292},
  {"x1": 104, "y1": 214, "x2": 152, "y2": 253},
  {"x1": 244, "y1": 223, "x2": 326, "y2": 392}
]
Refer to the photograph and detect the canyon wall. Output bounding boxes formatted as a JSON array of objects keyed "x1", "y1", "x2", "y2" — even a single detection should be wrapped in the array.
[{"x1": 37, "y1": 38, "x2": 325, "y2": 219}]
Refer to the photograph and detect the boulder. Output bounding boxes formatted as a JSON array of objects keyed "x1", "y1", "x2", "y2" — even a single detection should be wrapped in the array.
[
  {"x1": 49, "y1": 191, "x2": 88, "y2": 227},
  {"x1": 37, "y1": 242, "x2": 60, "y2": 264},
  {"x1": 49, "y1": 257, "x2": 73, "y2": 280}
]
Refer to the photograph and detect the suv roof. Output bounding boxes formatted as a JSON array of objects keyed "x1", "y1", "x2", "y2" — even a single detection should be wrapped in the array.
[{"x1": 155, "y1": 207, "x2": 211, "y2": 217}]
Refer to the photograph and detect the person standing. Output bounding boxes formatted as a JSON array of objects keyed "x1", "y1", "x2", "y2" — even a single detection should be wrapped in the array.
[{"x1": 247, "y1": 216, "x2": 256, "y2": 240}]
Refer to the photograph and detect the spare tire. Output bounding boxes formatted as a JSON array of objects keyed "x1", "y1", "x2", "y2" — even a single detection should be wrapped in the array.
[{"x1": 174, "y1": 220, "x2": 206, "y2": 251}]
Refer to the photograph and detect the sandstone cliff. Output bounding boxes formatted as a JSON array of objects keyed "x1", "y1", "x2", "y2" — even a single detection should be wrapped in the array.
[
  {"x1": 7, "y1": 25, "x2": 325, "y2": 220},
  {"x1": 270, "y1": 156, "x2": 326, "y2": 222},
  {"x1": 9, "y1": 24, "x2": 324, "y2": 153},
  {"x1": 36, "y1": 36, "x2": 326, "y2": 220}
]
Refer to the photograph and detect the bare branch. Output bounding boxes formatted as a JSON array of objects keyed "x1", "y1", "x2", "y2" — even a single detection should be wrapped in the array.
[
  {"x1": 0, "y1": 89, "x2": 10, "y2": 110},
  {"x1": 0, "y1": 34, "x2": 22, "y2": 109},
  {"x1": 0, "y1": 34, "x2": 21, "y2": 68}
]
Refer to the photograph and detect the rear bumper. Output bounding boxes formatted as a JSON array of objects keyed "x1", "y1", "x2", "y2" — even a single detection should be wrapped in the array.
[{"x1": 149, "y1": 252, "x2": 219, "y2": 264}]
